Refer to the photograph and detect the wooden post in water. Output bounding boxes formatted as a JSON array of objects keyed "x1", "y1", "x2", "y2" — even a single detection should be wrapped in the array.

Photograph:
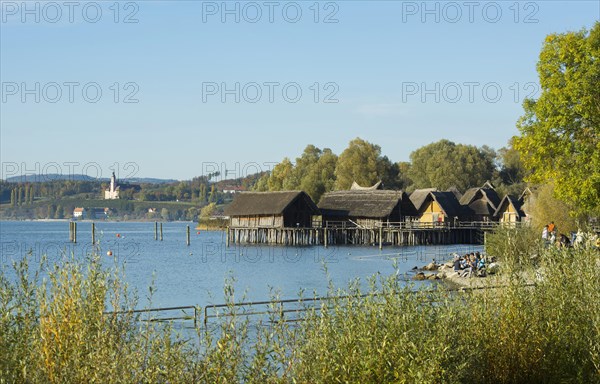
[
  {"x1": 73, "y1": 222, "x2": 77, "y2": 244},
  {"x1": 160, "y1": 223, "x2": 163, "y2": 241},
  {"x1": 226, "y1": 226, "x2": 230, "y2": 247},
  {"x1": 324, "y1": 228, "x2": 328, "y2": 248},
  {"x1": 91, "y1": 222, "x2": 95, "y2": 245},
  {"x1": 379, "y1": 226, "x2": 383, "y2": 250},
  {"x1": 69, "y1": 222, "x2": 73, "y2": 242},
  {"x1": 186, "y1": 225, "x2": 190, "y2": 246},
  {"x1": 154, "y1": 221, "x2": 158, "y2": 240}
]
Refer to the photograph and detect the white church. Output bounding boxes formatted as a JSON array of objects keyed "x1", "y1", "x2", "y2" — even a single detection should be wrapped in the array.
[{"x1": 104, "y1": 172, "x2": 120, "y2": 199}]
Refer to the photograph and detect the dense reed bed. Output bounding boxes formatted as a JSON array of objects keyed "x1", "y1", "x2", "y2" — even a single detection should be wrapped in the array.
[{"x1": 1, "y1": 230, "x2": 599, "y2": 383}]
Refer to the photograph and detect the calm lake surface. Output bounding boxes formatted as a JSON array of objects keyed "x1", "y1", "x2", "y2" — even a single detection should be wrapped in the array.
[{"x1": 0, "y1": 221, "x2": 483, "y2": 309}]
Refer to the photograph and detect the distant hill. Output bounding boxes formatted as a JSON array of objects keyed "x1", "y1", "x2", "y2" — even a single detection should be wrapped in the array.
[{"x1": 4, "y1": 174, "x2": 178, "y2": 184}]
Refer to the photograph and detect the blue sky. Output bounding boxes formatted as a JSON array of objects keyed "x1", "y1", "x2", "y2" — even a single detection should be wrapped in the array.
[{"x1": 1, "y1": 1, "x2": 599, "y2": 180}]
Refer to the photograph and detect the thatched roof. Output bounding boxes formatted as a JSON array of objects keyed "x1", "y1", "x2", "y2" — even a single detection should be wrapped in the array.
[
  {"x1": 409, "y1": 189, "x2": 464, "y2": 218},
  {"x1": 224, "y1": 191, "x2": 319, "y2": 216},
  {"x1": 318, "y1": 190, "x2": 417, "y2": 218},
  {"x1": 447, "y1": 186, "x2": 463, "y2": 200},
  {"x1": 519, "y1": 186, "x2": 537, "y2": 201},
  {"x1": 430, "y1": 191, "x2": 464, "y2": 218},
  {"x1": 350, "y1": 181, "x2": 383, "y2": 191},
  {"x1": 494, "y1": 195, "x2": 526, "y2": 219},
  {"x1": 459, "y1": 187, "x2": 501, "y2": 214},
  {"x1": 408, "y1": 188, "x2": 438, "y2": 211}
]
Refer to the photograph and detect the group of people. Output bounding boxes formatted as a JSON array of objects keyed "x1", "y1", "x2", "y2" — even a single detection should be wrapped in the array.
[
  {"x1": 542, "y1": 221, "x2": 571, "y2": 247},
  {"x1": 453, "y1": 252, "x2": 492, "y2": 278}
]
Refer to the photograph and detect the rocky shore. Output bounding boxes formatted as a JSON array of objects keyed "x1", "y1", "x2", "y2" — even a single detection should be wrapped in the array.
[{"x1": 412, "y1": 259, "x2": 502, "y2": 289}]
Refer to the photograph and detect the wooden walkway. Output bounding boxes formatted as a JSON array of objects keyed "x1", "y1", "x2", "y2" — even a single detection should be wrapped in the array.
[{"x1": 227, "y1": 222, "x2": 499, "y2": 246}]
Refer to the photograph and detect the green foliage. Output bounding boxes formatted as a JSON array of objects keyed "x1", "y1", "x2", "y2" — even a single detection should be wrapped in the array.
[
  {"x1": 407, "y1": 139, "x2": 496, "y2": 191},
  {"x1": 484, "y1": 225, "x2": 541, "y2": 270},
  {"x1": 2, "y1": 239, "x2": 599, "y2": 383},
  {"x1": 495, "y1": 140, "x2": 528, "y2": 197},
  {"x1": 257, "y1": 146, "x2": 339, "y2": 202},
  {"x1": 515, "y1": 22, "x2": 600, "y2": 214},
  {"x1": 527, "y1": 183, "x2": 580, "y2": 233},
  {"x1": 200, "y1": 202, "x2": 217, "y2": 219},
  {"x1": 334, "y1": 138, "x2": 394, "y2": 190}
]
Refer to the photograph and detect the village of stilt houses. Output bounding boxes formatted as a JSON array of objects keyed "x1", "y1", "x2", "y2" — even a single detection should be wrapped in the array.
[{"x1": 225, "y1": 181, "x2": 533, "y2": 246}]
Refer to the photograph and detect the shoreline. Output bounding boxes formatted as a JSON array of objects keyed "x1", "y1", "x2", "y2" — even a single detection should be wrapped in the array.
[{"x1": 413, "y1": 259, "x2": 505, "y2": 289}]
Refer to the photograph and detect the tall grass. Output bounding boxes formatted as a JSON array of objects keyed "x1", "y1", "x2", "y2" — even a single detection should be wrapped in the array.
[{"x1": 1, "y1": 233, "x2": 599, "y2": 383}]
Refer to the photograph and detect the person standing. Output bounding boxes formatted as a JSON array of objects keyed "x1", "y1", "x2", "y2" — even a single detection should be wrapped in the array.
[
  {"x1": 548, "y1": 221, "x2": 556, "y2": 235},
  {"x1": 542, "y1": 225, "x2": 549, "y2": 246}
]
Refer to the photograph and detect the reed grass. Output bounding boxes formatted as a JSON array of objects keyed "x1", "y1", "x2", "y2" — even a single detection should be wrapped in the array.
[{"x1": 1, "y1": 230, "x2": 599, "y2": 383}]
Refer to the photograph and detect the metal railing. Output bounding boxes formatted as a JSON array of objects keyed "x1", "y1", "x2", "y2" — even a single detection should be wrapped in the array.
[
  {"x1": 104, "y1": 305, "x2": 200, "y2": 327},
  {"x1": 104, "y1": 282, "x2": 537, "y2": 329},
  {"x1": 320, "y1": 220, "x2": 517, "y2": 230},
  {"x1": 202, "y1": 282, "x2": 537, "y2": 326}
]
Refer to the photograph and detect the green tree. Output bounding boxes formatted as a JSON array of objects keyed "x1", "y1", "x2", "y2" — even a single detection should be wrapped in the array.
[
  {"x1": 253, "y1": 174, "x2": 270, "y2": 191},
  {"x1": 29, "y1": 186, "x2": 34, "y2": 204},
  {"x1": 47, "y1": 204, "x2": 56, "y2": 219},
  {"x1": 528, "y1": 183, "x2": 579, "y2": 233},
  {"x1": 514, "y1": 22, "x2": 600, "y2": 214},
  {"x1": 10, "y1": 189, "x2": 15, "y2": 207},
  {"x1": 200, "y1": 202, "x2": 217, "y2": 219},
  {"x1": 199, "y1": 184, "x2": 208, "y2": 203},
  {"x1": 55, "y1": 205, "x2": 64, "y2": 219},
  {"x1": 408, "y1": 140, "x2": 495, "y2": 191},
  {"x1": 293, "y1": 145, "x2": 338, "y2": 202},
  {"x1": 396, "y1": 162, "x2": 414, "y2": 192},
  {"x1": 267, "y1": 158, "x2": 294, "y2": 191},
  {"x1": 496, "y1": 140, "x2": 528, "y2": 197},
  {"x1": 300, "y1": 148, "x2": 338, "y2": 202},
  {"x1": 208, "y1": 185, "x2": 218, "y2": 203},
  {"x1": 334, "y1": 138, "x2": 389, "y2": 190}
]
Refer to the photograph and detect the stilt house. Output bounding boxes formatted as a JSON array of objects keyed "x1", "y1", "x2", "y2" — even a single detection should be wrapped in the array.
[
  {"x1": 459, "y1": 186, "x2": 501, "y2": 222},
  {"x1": 224, "y1": 191, "x2": 319, "y2": 228},
  {"x1": 318, "y1": 190, "x2": 418, "y2": 228},
  {"x1": 409, "y1": 189, "x2": 464, "y2": 224},
  {"x1": 494, "y1": 195, "x2": 526, "y2": 224}
]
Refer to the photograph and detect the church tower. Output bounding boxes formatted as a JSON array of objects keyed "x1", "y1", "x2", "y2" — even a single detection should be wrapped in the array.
[{"x1": 104, "y1": 172, "x2": 120, "y2": 199}]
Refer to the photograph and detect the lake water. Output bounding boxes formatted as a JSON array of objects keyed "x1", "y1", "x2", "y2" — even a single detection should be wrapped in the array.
[{"x1": 0, "y1": 221, "x2": 483, "y2": 309}]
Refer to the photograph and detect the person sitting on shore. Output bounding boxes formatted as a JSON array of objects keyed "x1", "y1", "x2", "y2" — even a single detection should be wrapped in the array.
[
  {"x1": 476, "y1": 256, "x2": 486, "y2": 277},
  {"x1": 453, "y1": 255, "x2": 462, "y2": 272},
  {"x1": 460, "y1": 254, "x2": 478, "y2": 278},
  {"x1": 459, "y1": 255, "x2": 469, "y2": 270},
  {"x1": 558, "y1": 233, "x2": 571, "y2": 247}
]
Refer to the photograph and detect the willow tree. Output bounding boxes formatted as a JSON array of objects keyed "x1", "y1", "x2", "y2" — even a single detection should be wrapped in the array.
[
  {"x1": 334, "y1": 138, "x2": 394, "y2": 190},
  {"x1": 254, "y1": 146, "x2": 338, "y2": 202},
  {"x1": 407, "y1": 140, "x2": 496, "y2": 191},
  {"x1": 514, "y1": 22, "x2": 600, "y2": 214}
]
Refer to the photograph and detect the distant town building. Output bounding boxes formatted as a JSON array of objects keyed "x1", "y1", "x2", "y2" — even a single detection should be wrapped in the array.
[
  {"x1": 104, "y1": 172, "x2": 120, "y2": 199},
  {"x1": 222, "y1": 186, "x2": 245, "y2": 194},
  {"x1": 73, "y1": 207, "x2": 85, "y2": 218},
  {"x1": 148, "y1": 208, "x2": 157, "y2": 213}
]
